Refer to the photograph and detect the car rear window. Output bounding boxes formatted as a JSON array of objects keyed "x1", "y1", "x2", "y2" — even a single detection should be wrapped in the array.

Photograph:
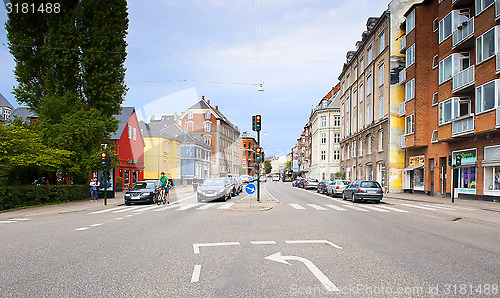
[
  {"x1": 131, "y1": 182, "x2": 155, "y2": 189},
  {"x1": 360, "y1": 181, "x2": 381, "y2": 188},
  {"x1": 339, "y1": 181, "x2": 350, "y2": 185}
]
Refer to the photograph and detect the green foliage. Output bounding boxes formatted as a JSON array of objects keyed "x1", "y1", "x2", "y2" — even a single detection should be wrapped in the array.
[
  {"x1": 284, "y1": 161, "x2": 291, "y2": 170},
  {"x1": 0, "y1": 124, "x2": 72, "y2": 184},
  {"x1": 5, "y1": 0, "x2": 129, "y2": 184},
  {"x1": 264, "y1": 160, "x2": 272, "y2": 174},
  {"x1": 0, "y1": 185, "x2": 88, "y2": 211}
]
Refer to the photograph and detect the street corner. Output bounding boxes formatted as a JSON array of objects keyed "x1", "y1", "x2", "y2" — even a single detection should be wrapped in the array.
[{"x1": 228, "y1": 196, "x2": 279, "y2": 212}]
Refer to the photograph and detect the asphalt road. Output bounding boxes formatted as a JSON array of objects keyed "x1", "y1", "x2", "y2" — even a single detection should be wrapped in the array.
[{"x1": 1, "y1": 181, "x2": 499, "y2": 297}]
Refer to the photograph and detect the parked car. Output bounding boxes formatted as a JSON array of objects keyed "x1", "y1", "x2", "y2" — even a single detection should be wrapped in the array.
[
  {"x1": 233, "y1": 176, "x2": 243, "y2": 194},
  {"x1": 317, "y1": 179, "x2": 332, "y2": 194},
  {"x1": 197, "y1": 178, "x2": 232, "y2": 202},
  {"x1": 259, "y1": 175, "x2": 267, "y2": 182},
  {"x1": 240, "y1": 175, "x2": 251, "y2": 183},
  {"x1": 124, "y1": 180, "x2": 158, "y2": 205},
  {"x1": 227, "y1": 176, "x2": 238, "y2": 196},
  {"x1": 327, "y1": 180, "x2": 350, "y2": 197},
  {"x1": 343, "y1": 180, "x2": 383, "y2": 203},
  {"x1": 303, "y1": 178, "x2": 319, "y2": 189},
  {"x1": 272, "y1": 174, "x2": 280, "y2": 181},
  {"x1": 298, "y1": 178, "x2": 307, "y2": 188}
]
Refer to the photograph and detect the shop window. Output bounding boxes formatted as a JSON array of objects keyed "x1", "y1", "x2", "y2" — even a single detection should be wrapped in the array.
[
  {"x1": 484, "y1": 166, "x2": 500, "y2": 191},
  {"x1": 458, "y1": 167, "x2": 476, "y2": 189}
]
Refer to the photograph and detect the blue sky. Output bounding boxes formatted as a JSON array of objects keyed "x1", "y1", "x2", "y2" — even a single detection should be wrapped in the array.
[{"x1": 1, "y1": 0, "x2": 390, "y2": 157}]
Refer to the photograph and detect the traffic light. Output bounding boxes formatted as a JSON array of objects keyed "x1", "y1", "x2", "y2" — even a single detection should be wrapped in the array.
[
  {"x1": 101, "y1": 152, "x2": 109, "y2": 167},
  {"x1": 252, "y1": 115, "x2": 256, "y2": 131},
  {"x1": 255, "y1": 115, "x2": 261, "y2": 131},
  {"x1": 456, "y1": 155, "x2": 461, "y2": 166},
  {"x1": 255, "y1": 147, "x2": 262, "y2": 163}
]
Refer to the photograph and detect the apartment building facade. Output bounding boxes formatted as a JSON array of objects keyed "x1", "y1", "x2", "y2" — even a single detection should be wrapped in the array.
[
  {"x1": 239, "y1": 131, "x2": 258, "y2": 176},
  {"x1": 399, "y1": 0, "x2": 500, "y2": 201},
  {"x1": 339, "y1": 15, "x2": 392, "y2": 188},
  {"x1": 309, "y1": 85, "x2": 343, "y2": 180},
  {"x1": 180, "y1": 97, "x2": 240, "y2": 177}
]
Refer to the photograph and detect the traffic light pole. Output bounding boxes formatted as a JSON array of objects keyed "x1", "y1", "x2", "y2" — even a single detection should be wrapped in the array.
[
  {"x1": 104, "y1": 166, "x2": 108, "y2": 206},
  {"x1": 257, "y1": 130, "x2": 260, "y2": 203}
]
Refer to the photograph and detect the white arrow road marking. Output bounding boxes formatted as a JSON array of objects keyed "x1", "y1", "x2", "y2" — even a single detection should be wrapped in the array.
[
  {"x1": 326, "y1": 204, "x2": 347, "y2": 211},
  {"x1": 289, "y1": 204, "x2": 305, "y2": 210},
  {"x1": 307, "y1": 204, "x2": 327, "y2": 210},
  {"x1": 265, "y1": 252, "x2": 340, "y2": 292},
  {"x1": 285, "y1": 240, "x2": 343, "y2": 250},
  {"x1": 191, "y1": 265, "x2": 201, "y2": 283},
  {"x1": 193, "y1": 241, "x2": 240, "y2": 254}
]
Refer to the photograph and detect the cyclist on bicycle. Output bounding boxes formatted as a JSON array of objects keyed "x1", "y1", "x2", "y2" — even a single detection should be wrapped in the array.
[{"x1": 157, "y1": 172, "x2": 170, "y2": 204}]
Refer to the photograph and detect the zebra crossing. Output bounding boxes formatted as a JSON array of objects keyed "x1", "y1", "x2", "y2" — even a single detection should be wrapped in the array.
[
  {"x1": 287, "y1": 201, "x2": 476, "y2": 213},
  {"x1": 89, "y1": 202, "x2": 236, "y2": 215},
  {"x1": 0, "y1": 218, "x2": 31, "y2": 224}
]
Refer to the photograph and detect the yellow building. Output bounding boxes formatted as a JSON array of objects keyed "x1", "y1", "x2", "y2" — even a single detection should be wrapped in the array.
[{"x1": 140, "y1": 122, "x2": 181, "y2": 183}]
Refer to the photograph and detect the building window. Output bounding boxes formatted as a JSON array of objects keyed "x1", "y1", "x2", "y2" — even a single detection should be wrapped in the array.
[
  {"x1": 359, "y1": 84, "x2": 364, "y2": 103},
  {"x1": 360, "y1": 58, "x2": 364, "y2": 71},
  {"x1": 334, "y1": 133, "x2": 340, "y2": 143},
  {"x1": 128, "y1": 125, "x2": 132, "y2": 139},
  {"x1": 204, "y1": 123, "x2": 211, "y2": 132},
  {"x1": 476, "y1": 0, "x2": 494, "y2": 15},
  {"x1": 321, "y1": 150, "x2": 326, "y2": 161},
  {"x1": 406, "y1": 44, "x2": 415, "y2": 68},
  {"x1": 367, "y1": 135, "x2": 372, "y2": 155},
  {"x1": 359, "y1": 138, "x2": 363, "y2": 156},
  {"x1": 439, "y1": 10, "x2": 469, "y2": 44},
  {"x1": 188, "y1": 111, "x2": 193, "y2": 119},
  {"x1": 405, "y1": 114, "x2": 414, "y2": 135},
  {"x1": 406, "y1": 9, "x2": 415, "y2": 33},
  {"x1": 366, "y1": 74, "x2": 372, "y2": 95},
  {"x1": 333, "y1": 150, "x2": 340, "y2": 160},
  {"x1": 321, "y1": 116, "x2": 327, "y2": 127},
  {"x1": 379, "y1": 96, "x2": 384, "y2": 119},
  {"x1": 439, "y1": 53, "x2": 470, "y2": 84},
  {"x1": 205, "y1": 111, "x2": 211, "y2": 119},
  {"x1": 378, "y1": 63, "x2": 384, "y2": 86},
  {"x1": 352, "y1": 141, "x2": 357, "y2": 157},
  {"x1": 204, "y1": 136, "x2": 211, "y2": 145},
  {"x1": 379, "y1": 33, "x2": 385, "y2": 53},
  {"x1": 367, "y1": 105, "x2": 372, "y2": 124},
  {"x1": 334, "y1": 116, "x2": 340, "y2": 126},
  {"x1": 476, "y1": 26, "x2": 499, "y2": 64},
  {"x1": 378, "y1": 130, "x2": 384, "y2": 152},
  {"x1": 243, "y1": 142, "x2": 246, "y2": 148},
  {"x1": 321, "y1": 133, "x2": 326, "y2": 144},
  {"x1": 353, "y1": 115, "x2": 357, "y2": 132},
  {"x1": 484, "y1": 165, "x2": 500, "y2": 191},
  {"x1": 367, "y1": 46, "x2": 373, "y2": 64},
  {"x1": 405, "y1": 79, "x2": 415, "y2": 101},
  {"x1": 360, "y1": 110, "x2": 364, "y2": 127},
  {"x1": 353, "y1": 89, "x2": 357, "y2": 108},
  {"x1": 476, "y1": 80, "x2": 498, "y2": 113}
]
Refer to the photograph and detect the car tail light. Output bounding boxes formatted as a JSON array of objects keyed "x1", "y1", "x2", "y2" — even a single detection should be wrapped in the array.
[
  {"x1": 378, "y1": 190, "x2": 383, "y2": 193},
  {"x1": 336, "y1": 186, "x2": 340, "y2": 189},
  {"x1": 358, "y1": 189, "x2": 365, "y2": 193}
]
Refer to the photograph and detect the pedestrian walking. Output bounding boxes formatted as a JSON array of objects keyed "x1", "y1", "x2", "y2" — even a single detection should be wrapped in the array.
[{"x1": 90, "y1": 177, "x2": 99, "y2": 202}]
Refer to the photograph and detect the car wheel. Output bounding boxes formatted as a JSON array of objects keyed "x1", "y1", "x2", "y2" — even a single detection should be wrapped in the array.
[
  {"x1": 374, "y1": 200, "x2": 380, "y2": 204},
  {"x1": 125, "y1": 202, "x2": 131, "y2": 205},
  {"x1": 197, "y1": 197, "x2": 203, "y2": 202},
  {"x1": 342, "y1": 192, "x2": 346, "y2": 200},
  {"x1": 352, "y1": 194, "x2": 357, "y2": 203}
]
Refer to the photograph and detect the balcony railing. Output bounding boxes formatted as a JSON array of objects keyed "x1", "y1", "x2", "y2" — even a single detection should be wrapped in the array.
[
  {"x1": 399, "y1": 135, "x2": 405, "y2": 148},
  {"x1": 452, "y1": 114, "x2": 474, "y2": 136},
  {"x1": 399, "y1": 36, "x2": 406, "y2": 53},
  {"x1": 452, "y1": 65, "x2": 474, "y2": 93},
  {"x1": 497, "y1": 107, "x2": 500, "y2": 127},
  {"x1": 399, "y1": 102, "x2": 406, "y2": 116},
  {"x1": 452, "y1": 17, "x2": 474, "y2": 49},
  {"x1": 399, "y1": 69, "x2": 406, "y2": 84},
  {"x1": 452, "y1": 0, "x2": 474, "y2": 7},
  {"x1": 497, "y1": 52, "x2": 500, "y2": 74}
]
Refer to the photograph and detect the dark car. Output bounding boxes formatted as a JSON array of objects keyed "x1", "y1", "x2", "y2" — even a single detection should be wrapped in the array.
[
  {"x1": 343, "y1": 180, "x2": 383, "y2": 203},
  {"x1": 197, "y1": 178, "x2": 232, "y2": 202},
  {"x1": 317, "y1": 179, "x2": 332, "y2": 194},
  {"x1": 124, "y1": 180, "x2": 158, "y2": 205}
]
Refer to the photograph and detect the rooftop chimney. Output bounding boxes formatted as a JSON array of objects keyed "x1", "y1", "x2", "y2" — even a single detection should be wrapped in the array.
[
  {"x1": 215, "y1": 106, "x2": 219, "y2": 111},
  {"x1": 151, "y1": 115, "x2": 155, "y2": 120}
]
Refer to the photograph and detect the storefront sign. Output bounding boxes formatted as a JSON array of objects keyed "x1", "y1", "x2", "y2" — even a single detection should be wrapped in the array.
[
  {"x1": 452, "y1": 149, "x2": 476, "y2": 165},
  {"x1": 484, "y1": 145, "x2": 500, "y2": 162},
  {"x1": 127, "y1": 159, "x2": 138, "y2": 165},
  {"x1": 409, "y1": 155, "x2": 425, "y2": 166}
]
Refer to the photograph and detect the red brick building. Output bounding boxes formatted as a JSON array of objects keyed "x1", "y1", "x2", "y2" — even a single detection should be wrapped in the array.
[
  {"x1": 400, "y1": 0, "x2": 500, "y2": 201},
  {"x1": 239, "y1": 132, "x2": 258, "y2": 176}
]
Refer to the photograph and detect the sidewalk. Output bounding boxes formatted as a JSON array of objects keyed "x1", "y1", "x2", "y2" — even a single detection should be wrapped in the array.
[
  {"x1": 229, "y1": 193, "x2": 279, "y2": 211},
  {"x1": 384, "y1": 192, "x2": 500, "y2": 213}
]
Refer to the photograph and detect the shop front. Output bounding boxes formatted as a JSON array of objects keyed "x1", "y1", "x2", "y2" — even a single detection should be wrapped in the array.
[
  {"x1": 402, "y1": 155, "x2": 425, "y2": 193},
  {"x1": 483, "y1": 145, "x2": 500, "y2": 200},
  {"x1": 452, "y1": 149, "x2": 476, "y2": 198}
]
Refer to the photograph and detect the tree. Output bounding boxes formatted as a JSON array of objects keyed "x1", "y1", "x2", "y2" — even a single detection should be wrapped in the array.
[
  {"x1": 264, "y1": 160, "x2": 272, "y2": 174},
  {"x1": 6, "y1": 0, "x2": 129, "y2": 184}
]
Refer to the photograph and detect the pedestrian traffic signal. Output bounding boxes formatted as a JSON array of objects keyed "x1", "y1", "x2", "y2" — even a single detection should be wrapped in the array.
[
  {"x1": 456, "y1": 155, "x2": 461, "y2": 166},
  {"x1": 101, "y1": 152, "x2": 109, "y2": 167},
  {"x1": 252, "y1": 115, "x2": 256, "y2": 131},
  {"x1": 255, "y1": 115, "x2": 261, "y2": 131}
]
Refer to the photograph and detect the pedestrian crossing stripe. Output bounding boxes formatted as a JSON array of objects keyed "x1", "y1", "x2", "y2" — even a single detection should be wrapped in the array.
[
  {"x1": 307, "y1": 204, "x2": 327, "y2": 210},
  {"x1": 290, "y1": 203, "x2": 305, "y2": 210},
  {"x1": 326, "y1": 204, "x2": 347, "y2": 211}
]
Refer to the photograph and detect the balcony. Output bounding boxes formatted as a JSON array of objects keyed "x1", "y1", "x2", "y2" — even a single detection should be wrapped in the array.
[
  {"x1": 452, "y1": 17, "x2": 474, "y2": 50},
  {"x1": 399, "y1": 102, "x2": 406, "y2": 116},
  {"x1": 452, "y1": 0, "x2": 473, "y2": 7},
  {"x1": 452, "y1": 65, "x2": 474, "y2": 93},
  {"x1": 399, "y1": 36, "x2": 406, "y2": 53},
  {"x1": 399, "y1": 69, "x2": 406, "y2": 84},
  {"x1": 497, "y1": 0, "x2": 500, "y2": 21},
  {"x1": 497, "y1": 52, "x2": 500, "y2": 74},
  {"x1": 497, "y1": 107, "x2": 500, "y2": 127},
  {"x1": 399, "y1": 135, "x2": 405, "y2": 148},
  {"x1": 452, "y1": 114, "x2": 474, "y2": 136}
]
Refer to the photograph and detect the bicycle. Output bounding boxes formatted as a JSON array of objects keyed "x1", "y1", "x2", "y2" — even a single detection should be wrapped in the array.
[{"x1": 153, "y1": 187, "x2": 166, "y2": 205}]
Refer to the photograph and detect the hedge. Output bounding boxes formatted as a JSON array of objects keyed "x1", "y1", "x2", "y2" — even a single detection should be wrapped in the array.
[{"x1": 0, "y1": 185, "x2": 89, "y2": 212}]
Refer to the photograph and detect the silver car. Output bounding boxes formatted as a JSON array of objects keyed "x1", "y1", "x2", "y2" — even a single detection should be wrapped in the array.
[
  {"x1": 197, "y1": 178, "x2": 232, "y2": 202},
  {"x1": 327, "y1": 180, "x2": 350, "y2": 197}
]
